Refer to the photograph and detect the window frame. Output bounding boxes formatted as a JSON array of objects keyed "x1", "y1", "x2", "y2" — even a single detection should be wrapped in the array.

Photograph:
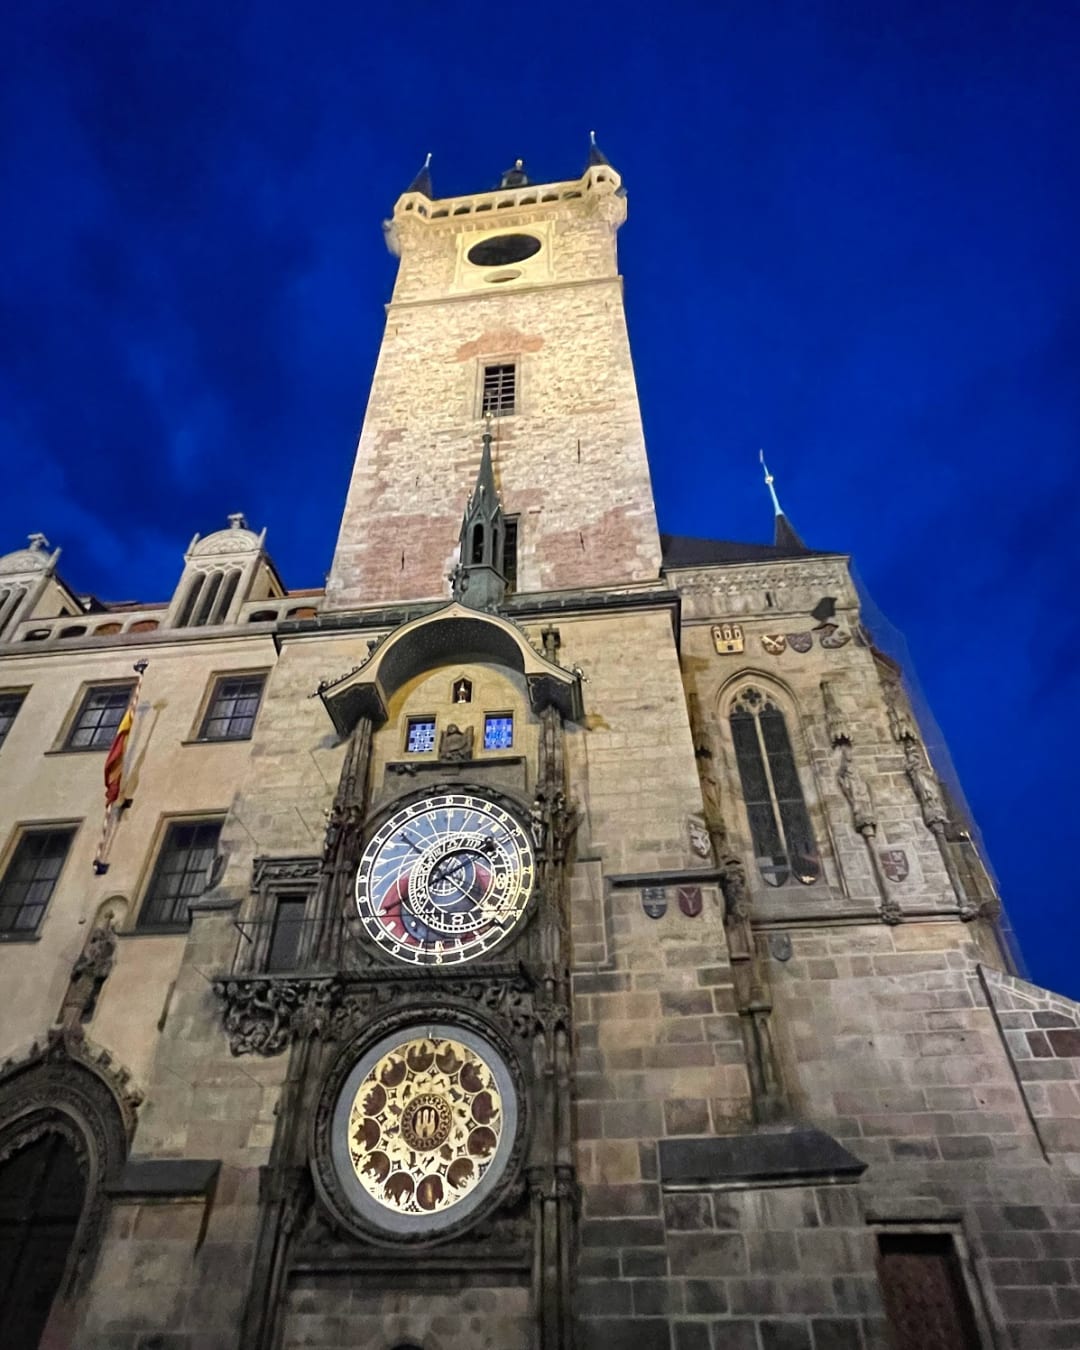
[
  {"x1": 0, "y1": 689, "x2": 28, "y2": 751},
  {"x1": 404, "y1": 715, "x2": 438, "y2": 755},
  {"x1": 59, "y1": 681, "x2": 136, "y2": 754},
  {"x1": 724, "y1": 682, "x2": 823, "y2": 890},
  {"x1": 264, "y1": 892, "x2": 311, "y2": 973},
  {"x1": 477, "y1": 358, "x2": 519, "y2": 419},
  {"x1": 195, "y1": 671, "x2": 268, "y2": 743},
  {"x1": 0, "y1": 823, "x2": 78, "y2": 939},
  {"x1": 483, "y1": 712, "x2": 515, "y2": 752},
  {"x1": 872, "y1": 1224, "x2": 994, "y2": 1350},
  {"x1": 136, "y1": 816, "x2": 225, "y2": 932}
]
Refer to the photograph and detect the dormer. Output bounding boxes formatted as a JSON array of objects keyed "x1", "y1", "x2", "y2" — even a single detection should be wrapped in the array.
[{"x1": 165, "y1": 514, "x2": 285, "y2": 630}]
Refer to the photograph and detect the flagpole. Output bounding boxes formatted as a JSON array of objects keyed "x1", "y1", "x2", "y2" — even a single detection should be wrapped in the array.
[{"x1": 93, "y1": 659, "x2": 149, "y2": 875}]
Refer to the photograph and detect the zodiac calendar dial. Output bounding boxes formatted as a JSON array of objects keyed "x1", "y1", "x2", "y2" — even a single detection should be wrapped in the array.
[{"x1": 355, "y1": 793, "x2": 535, "y2": 965}]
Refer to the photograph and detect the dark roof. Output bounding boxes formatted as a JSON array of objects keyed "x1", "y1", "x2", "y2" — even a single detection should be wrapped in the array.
[
  {"x1": 587, "y1": 131, "x2": 611, "y2": 168},
  {"x1": 405, "y1": 155, "x2": 433, "y2": 198},
  {"x1": 774, "y1": 512, "x2": 807, "y2": 551},
  {"x1": 659, "y1": 532, "x2": 831, "y2": 569}
]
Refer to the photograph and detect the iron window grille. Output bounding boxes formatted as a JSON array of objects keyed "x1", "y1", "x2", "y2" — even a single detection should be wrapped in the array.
[
  {"x1": 406, "y1": 718, "x2": 436, "y2": 754},
  {"x1": 138, "y1": 819, "x2": 223, "y2": 930},
  {"x1": 65, "y1": 684, "x2": 134, "y2": 751},
  {"x1": 481, "y1": 363, "x2": 516, "y2": 417},
  {"x1": 483, "y1": 714, "x2": 514, "y2": 751},
  {"x1": 199, "y1": 674, "x2": 266, "y2": 741},
  {"x1": 0, "y1": 692, "x2": 26, "y2": 750},
  {"x1": 730, "y1": 687, "x2": 820, "y2": 887},
  {"x1": 0, "y1": 827, "x2": 75, "y2": 935}
]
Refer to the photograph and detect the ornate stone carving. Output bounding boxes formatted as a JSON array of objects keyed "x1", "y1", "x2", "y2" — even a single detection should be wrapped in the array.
[
  {"x1": 253, "y1": 856, "x2": 321, "y2": 888},
  {"x1": 837, "y1": 746, "x2": 876, "y2": 834},
  {"x1": 438, "y1": 722, "x2": 474, "y2": 760},
  {"x1": 820, "y1": 680, "x2": 851, "y2": 747},
  {"x1": 883, "y1": 679, "x2": 918, "y2": 744},
  {"x1": 959, "y1": 893, "x2": 1003, "y2": 923},
  {"x1": 214, "y1": 978, "x2": 336, "y2": 1057},
  {"x1": 903, "y1": 742, "x2": 947, "y2": 829},
  {"x1": 688, "y1": 815, "x2": 711, "y2": 859},
  {"x1": 58, "y1": 919, "x2": 117, "y2": 1033},
  {"x1": 719, "y1": 854, "x2": 752, "y2": 923}
]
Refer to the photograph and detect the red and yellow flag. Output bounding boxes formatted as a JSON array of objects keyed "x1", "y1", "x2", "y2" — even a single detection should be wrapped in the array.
[{"x1": 103, "y1": 704, "x2": 134, "y2": 805}]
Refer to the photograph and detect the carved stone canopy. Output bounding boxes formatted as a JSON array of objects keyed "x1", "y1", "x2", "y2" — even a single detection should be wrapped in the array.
[{"x1": 320, "y1": 603, "x2": 583, "y2": 736}]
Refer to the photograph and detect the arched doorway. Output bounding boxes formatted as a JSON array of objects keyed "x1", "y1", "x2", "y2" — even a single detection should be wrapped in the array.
[{"x1": 0, "y1": 1132, "x2": 86, "y2": 1349}]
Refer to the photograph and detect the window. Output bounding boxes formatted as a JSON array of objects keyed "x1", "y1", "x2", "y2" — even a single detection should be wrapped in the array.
[
  {"x1": 503, "y1": 518, "x2": 518, "y2": 593},
  {"x1": 484, "y1": 714, "x2": 514, "y2": 750},
  {"x1": 65, "y1": 684, "x2": 133, "y2": 751},
  {"x1": 481, "y1": 363, "x2": 516, "y2": 417},
  {"x1": 876, "y1": 1233, "x2": 981, "y2": 1350},
  {"x1": 729, "y1": 687, "x2": 820, "y2": 887},
  {"x1": 0, "y1": 828, "x2": 75, "y2": 935},
  {"x1": 199, "y1": 674, "x2": 266, "y2": 741},
  {"x1": 406, "y1": 718, "x2": 436, "y2": 754},
  {"x1": 138, "y1": 819, "x2": 222, "y2": 930},
  {"x1": 266, "y1": 895, "x2": 308, "y2": 972},
  {"x1": 0, "y1": 692, "x2": 26, "y2": 750}
]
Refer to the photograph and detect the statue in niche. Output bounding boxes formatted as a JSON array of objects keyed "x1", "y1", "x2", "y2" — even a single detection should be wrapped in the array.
[
  {"x1": 452, "y1": 678, "x2": 472, "y2": 704},
  {"x1": 439, "y1": 723, "x2": 474, "y2": 761},
  {"x1": 59, "y1": 916, "x2": 117, "y2": 1033},
  {"x1": 884, "y1": 681, "x2": 918, "y2": 744},
  {"x1": 837, "y1": 746, "x2": 876, "y2": 835}
]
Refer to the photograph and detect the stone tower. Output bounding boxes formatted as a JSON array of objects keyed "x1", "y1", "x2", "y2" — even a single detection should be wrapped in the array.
[
  {"x1": 325, "y1": 149, "x2": 661, "y2": 607},
  {"x1": 3, "y1": 144, "x2": 1080, "y2": 1350}
]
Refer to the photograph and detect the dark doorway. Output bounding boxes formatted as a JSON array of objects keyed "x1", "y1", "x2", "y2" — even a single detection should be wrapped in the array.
[{"x1": 0, "y1": 1132, "x2": 86, "y2": 1349}]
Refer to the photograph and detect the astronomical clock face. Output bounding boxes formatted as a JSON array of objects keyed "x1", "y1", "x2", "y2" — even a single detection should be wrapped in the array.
[
  {"x1": 329, "y1": 1026, "x2": 519, "y2": 1237},
  {"x1": 355, "y1": 793, "x2": 535, "y2": 965}
]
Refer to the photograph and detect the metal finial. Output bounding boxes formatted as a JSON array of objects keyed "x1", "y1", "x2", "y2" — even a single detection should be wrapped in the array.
[
  {"x1": 423, "y1": 151, "x2": 432, "y2": 167},
  {"x1": 759, "y1": 450, "x2": 783, "y2": 517},
  {"x1": 590, "y1": 130, "x2": 597, "y2": 144},
  {"x1": 515, "y1": 158, "x2": 523, "y2": 169}
]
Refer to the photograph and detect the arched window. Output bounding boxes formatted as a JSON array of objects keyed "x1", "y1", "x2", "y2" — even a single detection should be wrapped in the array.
[
  {"x1": 729, "y1": 686, "x2": 820, "y2": 887},
  {"x1": 0, "y1": 1132, "x2": 85, "y2": 1349},
  {"x1": 471, "y1": 523, "x2": 485, "y2": 565}
]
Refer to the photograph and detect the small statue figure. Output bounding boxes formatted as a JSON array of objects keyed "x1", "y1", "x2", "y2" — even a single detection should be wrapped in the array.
[
  {"x1": 59, "y1": 918, "x2": 117, "y2": 1032},
  {"x1": 904, "y1": 743, "x2": 947, "y2": 829},
  {"x1": 719, "y1": 854, "x2": 752, "y2": 923},
  {"x1": 439, "y1": 723, "x2": 474, "y2": 761},
  {"x1": 884, "y1": 681, "x2": 918, "y2": 744},
  {"x1": 837, "y1": 746, "x2": 876, "y2": 834},
  {"x1": 688, "y1": 816, "x2": 711, "y2": 859}
]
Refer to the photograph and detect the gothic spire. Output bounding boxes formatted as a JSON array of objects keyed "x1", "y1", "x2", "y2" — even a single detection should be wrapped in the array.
[
  {"x1": 587, "y1": 129, "x2": 611, "y2": 168},
  {"x1": 452, "y1": 419, "x2": 508, "y2": 611},
  {"x1": 405, "y1": 152, "x2": 433, "y2": 198},
  {"x1": 759, "y1": 450, "x2": 807, "y2": 550}
]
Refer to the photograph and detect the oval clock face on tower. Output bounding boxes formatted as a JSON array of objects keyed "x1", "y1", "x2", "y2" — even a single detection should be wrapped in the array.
[{"x1": 355, "y1": 793, "x2": 535, "y2": 965}]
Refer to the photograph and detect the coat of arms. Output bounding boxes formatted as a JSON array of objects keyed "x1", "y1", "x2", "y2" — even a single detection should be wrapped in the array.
[
  {"x1": 761, "y1": 634, "x2": 787, "y2": 656},
  {"x1": 879, "y1": 849, "x2": 909, "y2": 882},
  {"x1": 642, "y1": 887, "x2": 667, "y2": 919},
  {"x1": 787, "y1": 632, "x2": 812, "y2": 653},
  {"x1": 677, "y1": 885, "x2": 702, "y2": 918},
  {"x1": 820, "y1": 628, "x2": 851, "y2": 649},
  {"x1": 712, "y1": 623, "x2": 744, "y2": 654}
]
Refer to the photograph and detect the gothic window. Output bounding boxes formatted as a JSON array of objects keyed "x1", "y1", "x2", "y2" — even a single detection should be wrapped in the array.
[
  {"x1": 265, "y1": 895, "x2": 308, "y2": 972},
  {"x1": 198, "y1": 674, "x2": 266, "y2": 741},
  {"x1": 503, "y1": 517, "x2": 518, "y2": 593},
  {"x1": 405, "y1": 718, "x2": 436, "y2": 754},
  {"x1": 64, "y1": 684, "x2": 134, "y2": 751},
  {"x1": 729, "y1": 687, "x2": 820, "y2": 887},
  {"x1": 0, "y1": 692, "x2": 26, "y2": 750},
  {"x1": 876, "y1": 1233, "x2": 981, "y2": 1349},
  {"x1": 484, "y1": 714, "x2": 514, "y2": 750},
  {"x1": 0, "y1": 1133, "x2": 86, "y2": 1350},
  {"x1": 481, "y1": 363, "x2": 516, "y2": 417},
  {"x1": 0, "y1": 827, "x2": 76, "y2": 935},
  {"x1": 137, "y1": 819, "x2": 223, "y2": 930}
]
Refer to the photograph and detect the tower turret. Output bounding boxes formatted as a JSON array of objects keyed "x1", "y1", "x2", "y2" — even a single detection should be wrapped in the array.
[{"x1": 451, "y1": 419, "x2": 507, "y2": 611}]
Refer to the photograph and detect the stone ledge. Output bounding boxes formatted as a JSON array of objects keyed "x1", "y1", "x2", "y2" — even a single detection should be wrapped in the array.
[
  {"x1": 658, "y1": 1128, "x2": 866, "y2": 1191},
  {"x1": 106, "y1": 1157, "x2": 221, "y2": 1200}
]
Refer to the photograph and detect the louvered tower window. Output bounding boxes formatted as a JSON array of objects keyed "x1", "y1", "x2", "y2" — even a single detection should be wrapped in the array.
[{"x1": 730, "y1": 687, "x2": 820, "y2": 887}]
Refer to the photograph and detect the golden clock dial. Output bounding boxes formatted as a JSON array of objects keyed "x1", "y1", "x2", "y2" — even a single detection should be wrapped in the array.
[
  {"x1": 347, "y1": 1034, "x2": 504, "y2": 1219},
  {"x1": 355, "y1": 793, "x2": 535, "y2": 965}
]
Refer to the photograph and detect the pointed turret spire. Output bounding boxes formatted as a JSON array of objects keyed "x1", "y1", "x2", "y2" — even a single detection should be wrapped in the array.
[
  {"x1": 452, "y1": 419, "x2": 508, "y2": 611},
  {"x1": 759, "y1": 450, "x2": 807, "y2": 550},
  {"x1": 405, "y1": 152, "x2": 433, "y2": 198},
  {"x1": 587, "y1": 129, "x2": 610, "y2": 168}
]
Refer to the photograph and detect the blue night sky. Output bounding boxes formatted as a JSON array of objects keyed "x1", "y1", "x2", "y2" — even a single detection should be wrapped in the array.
[{"x1": 2, "y1": 4, "x2": 1078, "y2": 994}]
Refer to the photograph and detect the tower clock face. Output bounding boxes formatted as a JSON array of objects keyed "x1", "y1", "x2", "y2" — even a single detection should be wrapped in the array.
[{"x1": 355, "y1": 792, "x2": 535, "y2": 965}]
